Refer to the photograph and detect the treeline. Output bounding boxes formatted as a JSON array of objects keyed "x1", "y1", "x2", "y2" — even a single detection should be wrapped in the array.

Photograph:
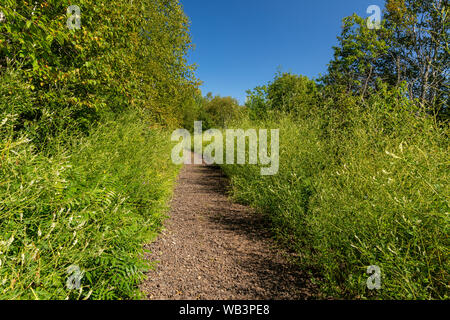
[
  {"x1": 0, "y1": 0, "x2": 194, "y2": 299},
  {"x1": 182, "y1": 91, "x2": 245, "y2": 130},
  {"x1": 221, "y1": 0, "x2": 449, "y2": 299}
]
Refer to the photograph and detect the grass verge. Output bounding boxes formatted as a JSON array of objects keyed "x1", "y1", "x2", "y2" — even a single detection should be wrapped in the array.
[{"x1": 0, "y1": 110, "x2": 180, "y2": 299}]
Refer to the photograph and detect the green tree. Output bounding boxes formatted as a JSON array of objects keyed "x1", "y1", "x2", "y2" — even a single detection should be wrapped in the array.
[
  {"x1": 383, "y1": 0, "x2": 449, "y2": 118},
  {"x1": 324, "y1": 14, "x2": 390, "y2": 99},
  {"x1": 245, "y1": 85, "x2": 269, "y2": 120},
  {"x1": 267, "y1": 72, "x2": 319, "y2": 116},
  {"x1": 204, "y1": 95, "x2": 240, "y2": 128}
]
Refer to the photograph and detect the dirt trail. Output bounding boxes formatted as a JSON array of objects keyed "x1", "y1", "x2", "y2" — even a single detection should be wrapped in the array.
[{"x1": 141, "y1": 152, "x2": 316, "y2": 300}]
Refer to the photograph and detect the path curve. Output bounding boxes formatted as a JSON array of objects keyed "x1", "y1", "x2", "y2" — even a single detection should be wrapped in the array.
[{"x1": 141, "y1": 152, "x2": 316, "y2": 300}]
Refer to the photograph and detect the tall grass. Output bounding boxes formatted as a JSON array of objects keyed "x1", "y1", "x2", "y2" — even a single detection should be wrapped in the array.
[
  {"x1": 0, "y1": 109, "x2": 179, "y2": 299},
  {"x1": 221, "y1": 93, "x2": 449, "y2": 299}
]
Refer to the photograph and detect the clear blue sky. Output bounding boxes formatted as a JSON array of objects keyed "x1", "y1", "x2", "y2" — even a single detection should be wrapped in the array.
[{"x1": 181, "y1": 0, "x2": 385, "y2": 104}]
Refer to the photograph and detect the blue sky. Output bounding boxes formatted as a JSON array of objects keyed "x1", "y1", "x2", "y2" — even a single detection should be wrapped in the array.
[{"x1": 181, "y1": 0, "x2": 385, "y2": 104}]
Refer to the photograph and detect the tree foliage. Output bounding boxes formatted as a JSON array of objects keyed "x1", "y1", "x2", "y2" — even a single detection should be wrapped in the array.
[
  {"x1": 231, "y1": 0, "x2": 449, "y2": 300},
  {"x1": 246, "y1": 72, "x2": 319, "y2": 119},
  {"x1": 0, "y1": 0, "x2": 198, "y2": 136},
  {"x1": 324, "y1": 0, "x2": 448, "y2": 120},
  {"x1": 0, "y1": 0, "x2": 196, "y2": 299},
  {"x1": 203, "y1": 94, "x2": 242, "y2": 128}
]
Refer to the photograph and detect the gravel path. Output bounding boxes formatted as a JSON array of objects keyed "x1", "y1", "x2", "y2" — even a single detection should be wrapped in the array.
[{"x1": 141, "y1": 152, "x2": 317, "y2": 300}]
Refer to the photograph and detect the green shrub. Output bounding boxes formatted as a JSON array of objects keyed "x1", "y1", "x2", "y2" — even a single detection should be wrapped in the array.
[
  {"x1": 0, "y1": 0, "x2": 192, "y2": 300},
  {"x1": 0, "y1": 111, "x2": 179, "y2": 299}
]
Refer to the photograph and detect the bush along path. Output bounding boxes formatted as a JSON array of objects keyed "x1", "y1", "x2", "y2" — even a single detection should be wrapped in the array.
[{"x1": 141, "y1": 152, "x2": 318, "y2": 300}]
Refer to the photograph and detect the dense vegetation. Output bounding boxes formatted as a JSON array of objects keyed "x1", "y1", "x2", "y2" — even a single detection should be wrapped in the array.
[
  {"x1": 217, "y1": 0, "x2": 449, "y2": 299},
  {"x1": 0, "y1": 0, "x2": 194, "y2": 299},
  {"x1": 0, "y1": 0, "x2": 447, "y2": 301}
]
